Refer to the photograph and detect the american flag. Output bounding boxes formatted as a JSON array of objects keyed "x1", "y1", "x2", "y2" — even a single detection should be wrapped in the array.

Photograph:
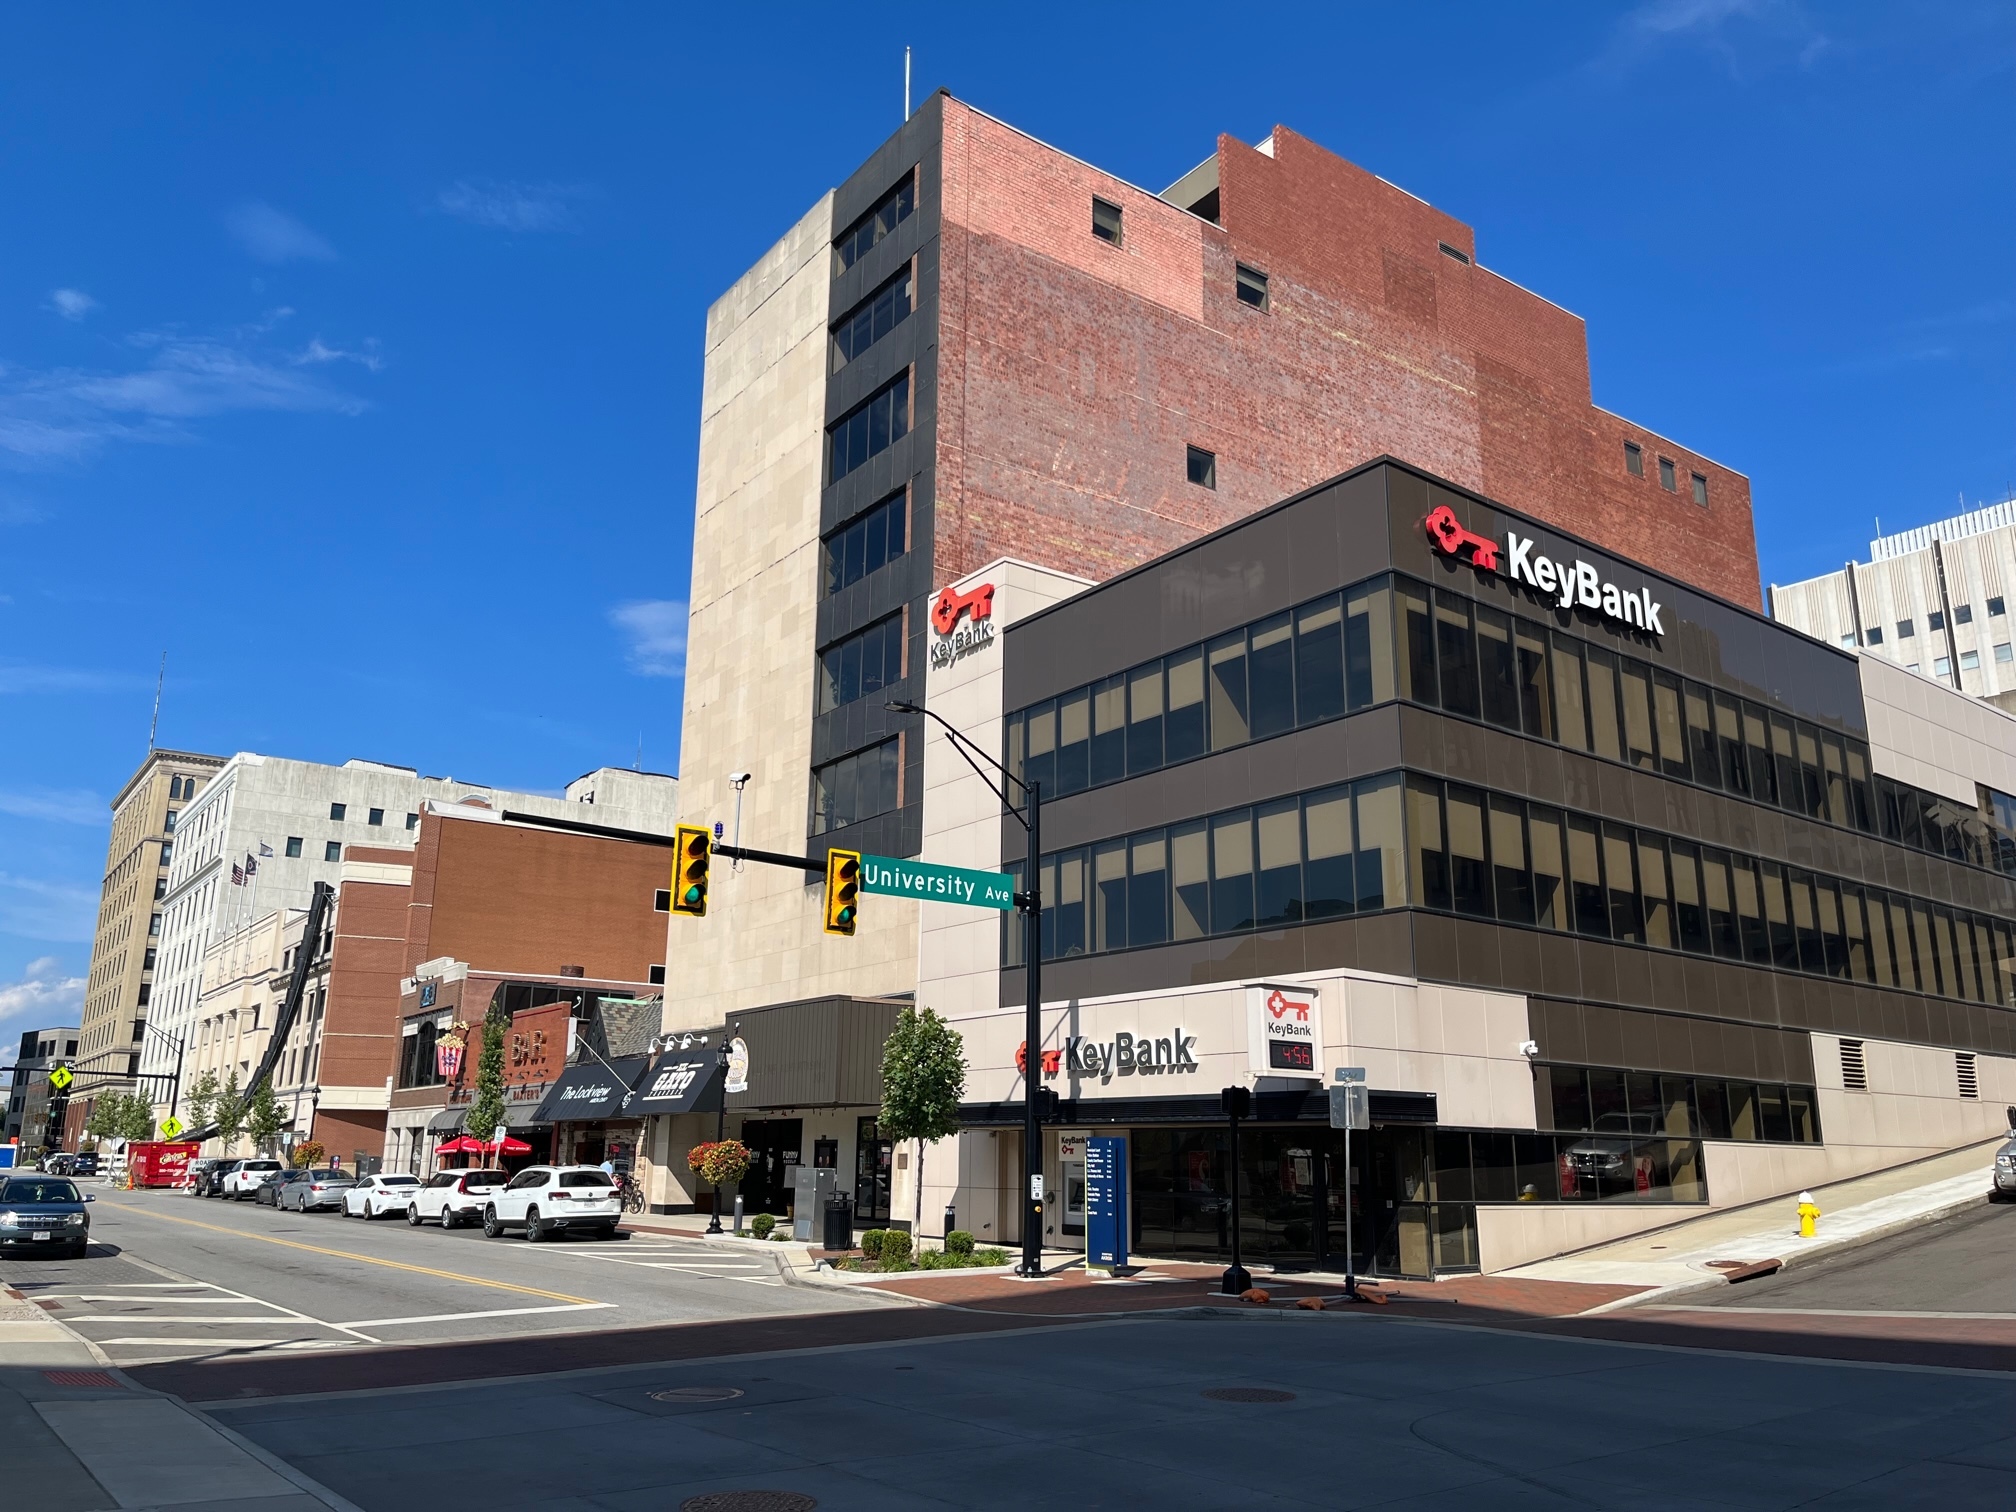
[{"x1": 231, "y1": 863, "x2": 245, "y2": 885}]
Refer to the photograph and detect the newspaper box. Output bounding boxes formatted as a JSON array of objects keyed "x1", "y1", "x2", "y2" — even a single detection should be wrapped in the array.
[{"x1": 126, "y1": 1141, "x2": 201, "y2": 1188}]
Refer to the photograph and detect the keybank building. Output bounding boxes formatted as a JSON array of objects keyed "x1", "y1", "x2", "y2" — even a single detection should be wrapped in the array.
[{"x1": 921, "y1": 459, "x2": 2016, "y2": 1278}]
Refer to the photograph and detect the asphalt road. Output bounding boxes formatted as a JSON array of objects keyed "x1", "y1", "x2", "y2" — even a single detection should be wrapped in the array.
[
  {"x1": 0, "y1": 1182, "x2": 889, "y2": 1367},
  {"x1": 1688, "y1": 1199, "x2": 2016, "y2": 1314}
]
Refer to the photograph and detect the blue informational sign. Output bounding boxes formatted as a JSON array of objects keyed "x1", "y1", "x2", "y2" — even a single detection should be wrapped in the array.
[{"x1": 1085, "y1": 1135, "x2": 1127, "y2": 1271}]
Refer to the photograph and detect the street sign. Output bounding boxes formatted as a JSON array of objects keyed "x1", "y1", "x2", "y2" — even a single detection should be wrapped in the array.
[
  {"x1": 1328, "y1": 1083, "x2": 1369, "y2": 1131},
  {"x1": 1085, "y1": 1136, "x2": 1127, "y2": 1272},
  {"x1": 47, "y1": 1065, "x2": 73, "y2": 1092},
  {"x1": 861, "y1": 854, "x2": 1015, "y2": 909},
  {"x1": 159, "y1": 1115, "x2": 185, "y2": 1140}
]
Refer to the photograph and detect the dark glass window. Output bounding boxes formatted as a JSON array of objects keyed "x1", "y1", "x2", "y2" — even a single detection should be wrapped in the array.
[
  {"x1": 1092, "y1": 842, "x2": 1127, "y2": 954},
  {"x1": 1619, "y1": 659, "x2": 1657, "y2": 770},
  {"x1": 1235, "y1": 263, "x2": 1269, "y2": 309},
  {"x1": 1670, "y1": 842, "x2": 1709, "y2": 953},
  {"x1": 1658, "y1": 456, "x2": 1677, "y2": 490},
  {"x1": 1090, "y1": 677, "x2": 1126, "y2": 789},
  {"x1": 1186, "y1": 445, "x2": 1216, "y2": 489},
  {"x1": 1346, "y1": 580, "x2": 1394, "y2": 710},
  {"x1": 1293, "y1": 596, "x2": 1345, "y2": 726},
  {"x1": 817, "y1": 613, "x2": 904, "y2": 713},
  {"x1": 284, "y1": 836, "x2": 303, "y2": 858},
  {"x1": 1303, "y1": 787, "x2": 1354, "y2": 920},
  {"x1": 834, "y1": 174, "x2": 915, "y2": 273},
  {"x1": 826, "y1": 372, "x2": 910, "y2": 484},
  {"x1": 1583, "y1": 648, "x2": 1623, "y2": 760},
  {"x1": 1528, "y1": 806, "x2": 1567, "y2": 930},
  {"x1": 1690, "y1": 472, "x2": 1709, "y2": 506},
  {"x1": 809, "y1": 737, "x2": 901, "y2": 835},
  {"x1": 1091, "y1": 196, "x2": 1123, "y2": 245},
  {"x1": 1551, "y1": 633, "x2": 1587, "y2": 750},
  {"x1": 1126, "y1": 662, "x2": 1164, "y2": 775},
  {"x1": 1475, "y1": 605, "x2": 1520, "y2": 730},
  {"x1": 1055, "y1": 690, "x2": 1090, "y2": 795},
  {"x1": 1128, "y1": 833, "x2": 1169, "y2": 946},
  {"x1": 329, "y1": 802, "x2": 346, "y2": 821},
  {"x1": 1897, "y1": 618, "x2": 1915, "y2": 640},
  {"x1": 1206, "y1": 632, "x2": 1247, "y2": 749},
  {"x1": 1489, "y1": 797, "x2": 1534, "y2": 924},
  {"x1": 1928, "y1": 609, "x2": 1946, "y2": 632},
  {"x1": 1255, "y1": 800, "x2": 1302, "y2": 929},
  {"x1": 1624, "y1": 441, "x2": 1643, "y2": 476},
  {"x1": 823, "y1": 492, "x2": 906, "y2": 595},
  {"x1": 1955, "y1": 603, "x2": 1974, "y2": 625},
  {"x1": 1209, "y1": 811, "x2": 1255, "y2": 933},
  {"x1": 831, "y1": 269, "x2": 913, "y2": 371},
  {"x1": 1446, "y1": 785, "x2": 1491, "y2": 917},
  {"x1": 1603, "y1": 824, "x2": 1641, "y2": 942},
  {"x1": 1991, "y1": 596, "x2": 2006, "y2": 617},
  {"x1": 1567, "y1": 815, "x2": 1607, "y2": 936},
  {"x1": 1866, "y1": 626, "x2": 1884, "y2": 645},
  {"x1": 1397, "y1": 581, "x2": 1437, "y2": 707},
  {"x1": 324, "y1": 840, "x2": 342, "y2": 862},
  {"x1": 1409, "y1": 777, "x2": 1450, "y2": 912},
  {"x1": 1248, "y1": 613, "x2": 1295, "y2": 739},
  {"x1": 1515, "y1": 619, "x2": 1553, "y2": 739},
  {"x1": 1165, "y1": 648, "x2": 1206, "y2": 763},
  {"x1": 1434, "y1": 591, "x2": 1480, "y2": 720}
]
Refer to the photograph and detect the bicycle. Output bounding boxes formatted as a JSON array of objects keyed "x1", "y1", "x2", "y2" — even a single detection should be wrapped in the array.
[{"x1": 619, "y1": 1173, "x2": 645, "y2": 1215}]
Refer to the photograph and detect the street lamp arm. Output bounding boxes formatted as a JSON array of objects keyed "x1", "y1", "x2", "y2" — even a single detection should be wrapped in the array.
[{"x1": 884, "y1": 700, "x2": 1030, "y2": 831}]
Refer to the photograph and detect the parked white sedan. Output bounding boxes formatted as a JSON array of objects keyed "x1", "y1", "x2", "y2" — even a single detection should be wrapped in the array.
[
  {"x1": 342, "y1": 1173, "x2": 423, "y2": 1219},
  {"x1": 221, "y1": 1159, "x2": 285, "y2": 1200},
  {"x1": 481, "y1": 1165, "x2": 621, "y2": 1241},
  {"x1": 405, "y1": 1169, "x2": 507, "y2": 1230}
]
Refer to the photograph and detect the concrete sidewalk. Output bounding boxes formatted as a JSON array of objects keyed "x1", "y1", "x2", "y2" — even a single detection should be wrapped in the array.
[
  {"x1": 1504, "y1": 1138, "x2": 2005, "y2": 1305},
  {"x1": 1, "y1": 1280, "x2": 357, "y2": 1510}
]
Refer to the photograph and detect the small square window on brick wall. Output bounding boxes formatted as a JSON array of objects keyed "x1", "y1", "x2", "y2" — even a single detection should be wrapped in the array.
[{"x1": 1186, "y1": 446, "x2": 1216, "y2": 489}]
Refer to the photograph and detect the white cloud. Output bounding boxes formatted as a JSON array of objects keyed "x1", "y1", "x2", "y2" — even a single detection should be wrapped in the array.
[
  {"x1": 0, "y1": 788, "x2": 103, "y2": 825},
  {"x1": 0, "y1": 876, "x2": 96, "y2": 944},
  {"x1": 611, "y1": 599, "x2": 688, "y2": 678},
  {"x1": 225, "y1": 202, "x2": 338, "y2": 264},
  {"x1": 0, "y1": 663, "x2": 144, "y2": 694},
  {"x1": 295, "y1": 337, "x2": 384, "y2": 372},
  {"x1": 1593, "y1": 0, "x2": 1829, "y2": 76},
  {"x1": 0, "y1": 955, "x2": 86, "y2": 1034},
  {"x1": 0, "y1": 323, "x2": 374, "y2": 464},
  {"x1": 437, "y1": 179, "x2": 587, "y2": 233},
  {"x1": 48, "y1": 289, "x2": 98, "y2": 321}
]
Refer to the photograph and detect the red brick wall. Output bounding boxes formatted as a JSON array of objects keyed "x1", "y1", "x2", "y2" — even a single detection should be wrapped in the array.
[
  {"x1": 405, "y1": 814, "x2": 668, "y2": 982},
  {"x1": 932, "y1": 104, "x2": 1759, "y2": 608},
  {"x1": 317, "y1": 867, "x2": 411, "y2": 1098}
]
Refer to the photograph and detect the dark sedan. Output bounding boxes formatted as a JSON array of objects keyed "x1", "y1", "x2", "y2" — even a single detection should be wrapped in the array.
[
  {"x1": 253, "y1": 1169, "x2": 295, "y2": 1206},
  {"x1": 0, "y1": 1176, "x2": 93, "y2": 1259}
]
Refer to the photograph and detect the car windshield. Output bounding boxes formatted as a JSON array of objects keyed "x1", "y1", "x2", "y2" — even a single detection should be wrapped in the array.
[
  {"x1": 308, "y1": 1170, "x2": 346, "y2": 1181},
  {"x1": 3, "y1": 1180, "x2": 82, "y2": 1204},
  {"x1": 463, "y1": 1170, "x2": 506, "y2": 1183},
  {"x1": 247, "y1": 1161, "x2": 281, "y2": 1171},
  {"x1": 380, "y1": 1176, "x2": 419, "y2": 1186},
  {"x1": 558, "y1": 1172, "x2": 614, "y2": 1188}
]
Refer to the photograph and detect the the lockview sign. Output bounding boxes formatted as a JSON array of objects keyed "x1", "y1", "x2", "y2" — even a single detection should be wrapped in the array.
[
  {"x1": 1426, "y1": 504, "x2": 1666, "y2": 636},
  {"x1": 862, "y1": 854, "x2": 1015, "y2": 909}
]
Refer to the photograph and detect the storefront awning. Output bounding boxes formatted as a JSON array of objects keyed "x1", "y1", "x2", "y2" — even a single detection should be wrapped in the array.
[
  {"x1": 530, "y1": 1058, "x2": 651, "y2": 1123},
  {"x1": 629, "y1": 1054, "x2": 724, "y2": 1117},
  {"x1": 425, "y1": 1108, "x2": 465, "y2": 1133}
]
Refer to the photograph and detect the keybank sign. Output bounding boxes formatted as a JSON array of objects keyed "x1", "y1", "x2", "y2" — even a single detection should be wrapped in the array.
[{"x1": 1426, "y1": 505, "x2": 1666, "y2": 637}]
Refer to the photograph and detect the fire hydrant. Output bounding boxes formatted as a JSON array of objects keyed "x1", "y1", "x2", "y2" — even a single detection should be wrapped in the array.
[{"x1": 1796, "y1": 1190, "x2": 1820, "y2": 1239}]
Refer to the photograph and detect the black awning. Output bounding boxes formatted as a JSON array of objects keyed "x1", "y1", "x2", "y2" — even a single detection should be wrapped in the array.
[
  {"x1": 425, "y1": 1108, "x2": 465, "y2": 1133},
  {"x1": 630, "y1": 1054, "x2": 723, "y2": 1117},
  {"x1": 530, "y1": 1058, "x2": 651, "y2": 1123}
]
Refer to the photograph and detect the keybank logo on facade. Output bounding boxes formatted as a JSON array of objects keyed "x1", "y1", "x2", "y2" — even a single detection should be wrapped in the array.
[
  {"x1": 929, "y1": 580, "x2": 997, "y2": 670},
  {"x1": 1426, "y1": 505, "x2": 1666, "y2": 636}
]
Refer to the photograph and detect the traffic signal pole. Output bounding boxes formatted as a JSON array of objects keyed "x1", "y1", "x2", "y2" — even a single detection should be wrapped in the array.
[{"x1": 1020, "y1": 779, "x2": 1043, "y2": 1279}]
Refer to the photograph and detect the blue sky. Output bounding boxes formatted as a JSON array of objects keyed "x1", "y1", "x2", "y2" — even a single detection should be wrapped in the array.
[{"x1": 1, "y1": 2, "x2": 2010, "y2": 1042}]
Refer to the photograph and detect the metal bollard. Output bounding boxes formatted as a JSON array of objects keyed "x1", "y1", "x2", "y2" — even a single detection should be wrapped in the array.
[
  {"x1": 732, "y1": 1194, "x2": 745, "y2": 1236},
  {"x1": 1796, "y1": 1190, "x2": 1820, "y2": 1238}
]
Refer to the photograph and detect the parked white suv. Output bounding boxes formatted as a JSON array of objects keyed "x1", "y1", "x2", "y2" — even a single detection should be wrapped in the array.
[
  {"x1": 481, "y1": 1165, "x2": 621, "y2": 1241},
  {"x1": 222, "y1": 1159, "x2": 285, "y2": 1200},
  {"x1": 406, "y1": 1169, "x2": 507, "y2": 1230},
  {"x1": 342, "y1": 1173, "x2": 423, "y2": 1219}
]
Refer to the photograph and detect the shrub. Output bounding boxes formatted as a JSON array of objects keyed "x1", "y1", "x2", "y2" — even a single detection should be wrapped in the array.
[
  {"x1": 880, "y1": 1229, "x2": 912, "y2": 1263},
  {"x1": 913, "y1": 1249, "x2": 949, "y2": 1270},
  {"x1": 976, "y1": 1248, "x2": 1009, "y2": 1266},
  {"x1": 771, "y1": 1228, "x2": 791, "y2": 1241},
  {"x1": 859, "y1": 1228, "x2": 887, "y2": 1259},
  {"x1": 945, "y1": 1229, "x2": 974, "y2": 1257},
  {"x1": 750, "y1": 1211, "x2": 775, "y2": 1240}
]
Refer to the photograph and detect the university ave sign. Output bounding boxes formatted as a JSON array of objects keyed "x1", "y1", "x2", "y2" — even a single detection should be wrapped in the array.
[{"x1": 1427, "y1": 505, "x2": 1666, "y2": 637}]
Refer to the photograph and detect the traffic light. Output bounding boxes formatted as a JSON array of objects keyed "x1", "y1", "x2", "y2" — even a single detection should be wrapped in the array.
[
  {"x1": 823, "y1": 848, "x2": 861, "y2": 936},
  {"x1": 671, "y1": 824, "x2": 711, "y2": 917}
]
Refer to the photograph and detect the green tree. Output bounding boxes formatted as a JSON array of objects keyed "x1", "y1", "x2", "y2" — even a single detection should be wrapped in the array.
[
  {"x1": 463, "y1": 1003, "x2": 509, "y2": 1157},
  {"x1": 116, "y1": 1094, "x2": 157, "y2": 1142},
  {"x1": 244, "y1": 1078, "x2": 285, "y2": 1153},
  {"x1": 878, "y1": 1007, "x2": 967, "y2": 1237},
  {"x1": 184, "y1": 1069, "x2": 221, "y2": 1132},
  {"x1": 85, "y1": 1096, "x2": 121, "y2": 1142},
  {"x1": 213, "y1": 1072, "x2": 245, "y2": 1149}
]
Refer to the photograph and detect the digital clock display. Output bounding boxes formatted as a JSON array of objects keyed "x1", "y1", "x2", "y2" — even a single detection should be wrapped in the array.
[{"x1": 1268, "y1": 1040, "x2": 1316, "y2": 1071}]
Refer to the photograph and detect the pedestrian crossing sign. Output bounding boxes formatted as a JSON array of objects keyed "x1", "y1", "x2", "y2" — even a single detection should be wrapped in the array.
[
  {"x1": 48, "y1": 1064, "x2": 72, "y2": 1092},
  {"x1": 159, "y1": 1115, "x2": 185, "y2": 1140}
]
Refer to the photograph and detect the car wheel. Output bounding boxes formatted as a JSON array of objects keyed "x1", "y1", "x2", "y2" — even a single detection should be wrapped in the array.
[
  {"x1": 524, "y1": 1206, "x2": 545, "y2": 1241},
  {"x1": 407, "y1": 1204, "x2": 422, "y2": 1226},
  {"x1": 440, "y1": 1207, "x2": 458, "y2": 1231},
  {"x1": 483, "y1": 1205, "x2": 502, "y2": 1239}
]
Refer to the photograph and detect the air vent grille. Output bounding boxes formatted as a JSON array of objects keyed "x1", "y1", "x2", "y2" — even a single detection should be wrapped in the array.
[
  {"x1": 1840, "y1": 1039, "x2": 1867, "y2": 1091},
  {"x1": 1957, "y1": 1052, "x2": 1978, "y2": 1100}
]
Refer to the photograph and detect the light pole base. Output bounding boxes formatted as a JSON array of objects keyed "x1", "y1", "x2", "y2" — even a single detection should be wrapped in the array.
[{"x1": 1219, "y1": 1264, "x2": 1253, "y2": 1296}]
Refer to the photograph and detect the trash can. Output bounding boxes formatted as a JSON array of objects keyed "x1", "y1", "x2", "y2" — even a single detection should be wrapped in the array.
[{"x1": 824, "y1": 1191, "x2": 854, "y2": 1252}]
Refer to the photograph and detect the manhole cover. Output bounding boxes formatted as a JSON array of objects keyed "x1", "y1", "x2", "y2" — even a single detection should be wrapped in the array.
[
  {"x1": 1202, "y1": 1386, "x2": 1296, "y2": 1403},
  {"x1": 680, "y1": 1494, "x2": 817, "y2": 1512},
  {"x1": 651, "y1": 1386, "x2": 746, "y2": 1403}
]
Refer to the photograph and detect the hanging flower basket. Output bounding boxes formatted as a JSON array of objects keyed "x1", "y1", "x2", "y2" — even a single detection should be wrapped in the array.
[{"x1": 687, "y1": 1139, "x2": 751, "y2": 1186}]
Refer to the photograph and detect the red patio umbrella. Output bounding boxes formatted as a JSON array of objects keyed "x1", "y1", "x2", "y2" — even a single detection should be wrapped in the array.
[{"x1": 436, "y1": 1134, "x2": 531, "y2": 1157}]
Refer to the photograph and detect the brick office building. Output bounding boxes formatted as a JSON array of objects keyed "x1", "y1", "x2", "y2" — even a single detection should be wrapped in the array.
[
  {"x1": 664, "y1": 95, "x2": 1757, "y2": 1223},
  {"x1": 279, "y1": 801, "x2": 675, "y2": 1165}
]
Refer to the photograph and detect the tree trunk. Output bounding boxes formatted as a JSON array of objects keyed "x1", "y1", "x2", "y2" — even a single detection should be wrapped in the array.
[{"x1": 914, "y1": 1138, "x2": 925, "y2": 1238}]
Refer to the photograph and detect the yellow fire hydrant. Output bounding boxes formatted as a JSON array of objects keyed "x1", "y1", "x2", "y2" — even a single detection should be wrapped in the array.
[{"x1": 1796, "y1": 1190, "x2": 1820, "y2": 1239}]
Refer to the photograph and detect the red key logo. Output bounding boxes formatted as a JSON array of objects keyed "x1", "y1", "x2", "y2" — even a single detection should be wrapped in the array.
[
  {"x1": 1424, "y1": 505, "x2": 1501, "y2": 571},
  {"x1": 932, "y1": 581, "x2": 997, "y2": 636}
]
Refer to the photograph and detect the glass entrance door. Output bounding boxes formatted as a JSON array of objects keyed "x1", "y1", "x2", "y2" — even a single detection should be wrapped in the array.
[{"x1": 854, "y1": 1117, "x2": 892, "y2": 1223}]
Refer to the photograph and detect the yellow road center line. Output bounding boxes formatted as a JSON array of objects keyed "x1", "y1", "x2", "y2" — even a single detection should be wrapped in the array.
[{"x1": 106, "y1": 1203, "x2": 598, "y2": 1307}]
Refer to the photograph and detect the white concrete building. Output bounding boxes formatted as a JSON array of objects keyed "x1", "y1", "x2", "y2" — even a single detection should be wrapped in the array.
[
  {"x1": 1772, "y1": 496, "x2": 2016, "y2": 709},
  {"x1": 141, "y1": 757, "x2": 677, "y2": 1116}
]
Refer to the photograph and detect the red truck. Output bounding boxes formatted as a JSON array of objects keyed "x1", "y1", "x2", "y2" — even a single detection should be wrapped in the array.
[{"x1": 125, "y1": 1141, "x2": 202, "y2": 1188}]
